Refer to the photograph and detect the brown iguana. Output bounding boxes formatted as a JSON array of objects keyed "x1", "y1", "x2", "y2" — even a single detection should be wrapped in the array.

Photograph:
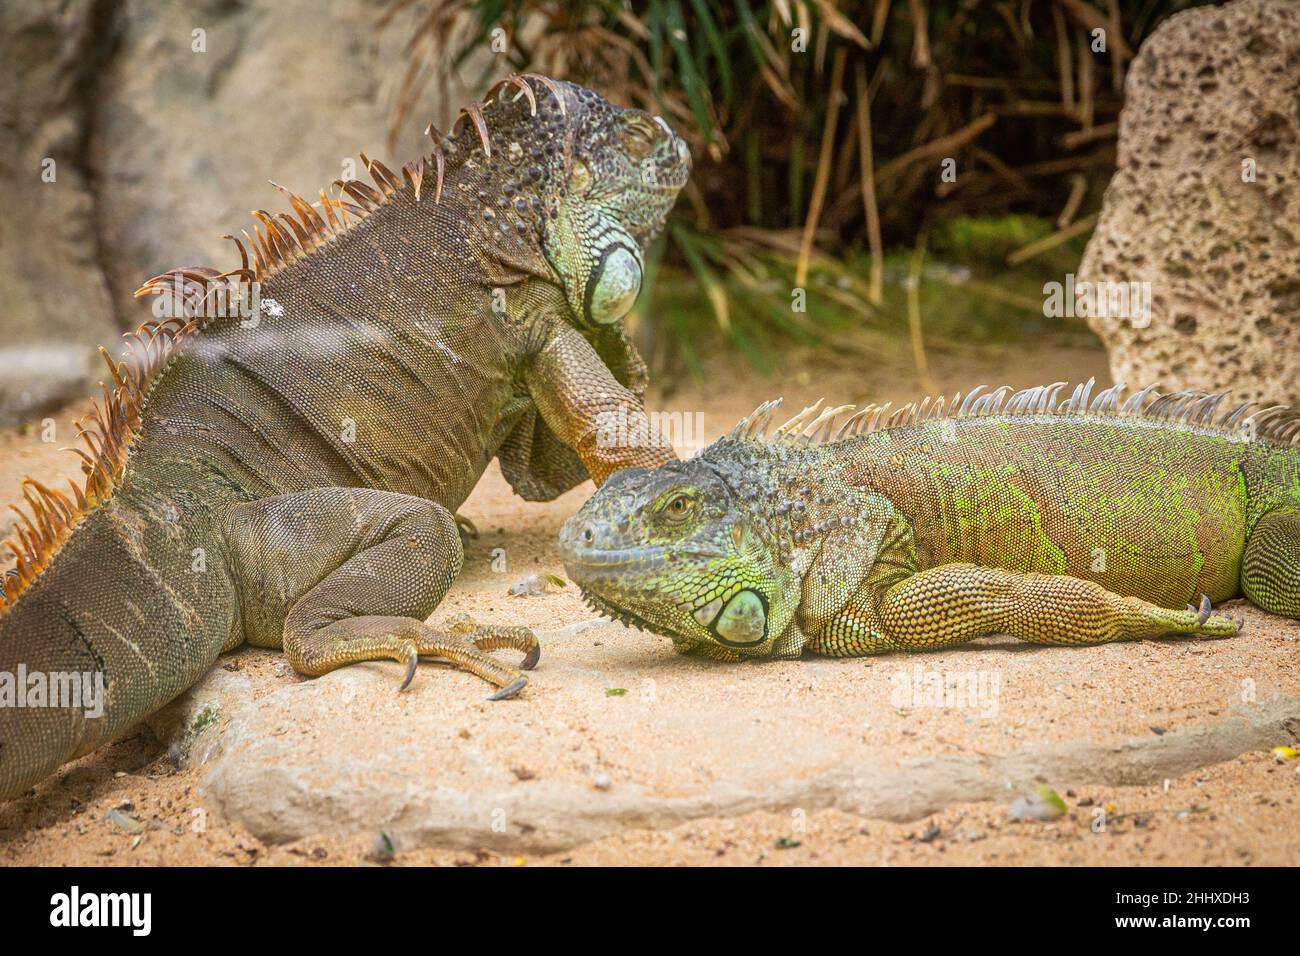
[
  {"x1": 561, "y1": 381, "x2": 1300, "y2": 660},
  {"x1": 0, "y1": 75, "x2": 690, "y2": 800}
]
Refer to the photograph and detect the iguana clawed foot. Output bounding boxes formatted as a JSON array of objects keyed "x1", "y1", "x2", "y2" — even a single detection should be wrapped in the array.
[
  {"x1": 1178, "y1": 594, "x2": 1237, "y2": 639},
  {"x1": 285, "y1": 616, "x2": 538, "y2": 700},
  {"x1": 393, "y1": 614, "x2": 540, "y2": 699},
  {"x1": 443, "y1": 612, "x2": 541, "y2": 670},
  {"x1": 387, "y1": 617, "x2": 539, "y2": 698}
]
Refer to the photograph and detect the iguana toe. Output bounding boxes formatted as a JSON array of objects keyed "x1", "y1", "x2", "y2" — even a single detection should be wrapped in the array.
[
  {"x1": 398, "y1": 642, "x2": 420, "y2": 692},
  {"x1": 1199, "y1": 613, "x2": 1238, "y2": 639},
  {"x1": 454, "y1": 513, "x2": 479, "y2": 539},
  {"x1": 488, "y1": 677, "x2": 528, "y2": 701},
  {"x1": 521, "y1": 642, "x2": 541, "y2": 670}
]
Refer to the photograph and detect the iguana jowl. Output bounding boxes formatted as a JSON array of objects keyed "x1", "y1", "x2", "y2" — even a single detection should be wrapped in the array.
[
  {"x1": 0, "y1": 75, "x2": 689, "y2": 799},
  {"x1": 562, "y1": 381, "x2": 1300, "y2": 660}
]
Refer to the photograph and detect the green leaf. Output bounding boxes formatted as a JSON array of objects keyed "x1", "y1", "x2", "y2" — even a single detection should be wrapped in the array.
[
  {"x1": 671, "y1": 224, "x2": 730, "y2": 332},
  {"x1": 647, "y1": 0, "x2": 665, "y2": 95},
  {"x1": 664, "y1": 1, "x2": 715, "y2": 143},
  {"x1": 1037, "y1": 786, "x2": 1069, "y2": 814},
  {"x1": 687, "y1": 0, "x2": 732, "y2": 106}
]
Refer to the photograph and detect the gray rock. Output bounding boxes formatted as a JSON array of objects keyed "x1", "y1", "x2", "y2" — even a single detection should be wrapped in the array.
[
  {"x1": 1078, "y1": 0, "x2": 1300, "y2": 405},
  {"x1": 144, "y1": 666, "x2": 253, "y2": 769},
  {"x1": 191, "y1": 626, "x2": 1300, "y2": 853},
  {"x1": 0, "y1": 0, "x2": 117, "y2": 424},
  {"x1": 90, "y1": 0, "x2": 460, "y2": 322},
  {"x1": 0, "y1": 0, "x2": 469, "y2": 425}
]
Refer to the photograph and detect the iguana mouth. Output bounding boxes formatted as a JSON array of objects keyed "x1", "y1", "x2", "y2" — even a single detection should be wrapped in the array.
[
  {"x1": 562, "y1": 542, "x2": 726, "y2": 576},
  {"x1": 564, "y1": 542, "x2": 671, "y2": 570},
  {"x1": 576, "y1": 586, "x2": 671, "y2": 636}
]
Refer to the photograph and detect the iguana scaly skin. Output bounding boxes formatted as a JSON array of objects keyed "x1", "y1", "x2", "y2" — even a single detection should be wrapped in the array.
[
  {"x1": 0, "y1": 75, "x2": 690, "y2": 799},
  {"x1": 562, "y1": 381, "x2": 1300, "y2": 661}
]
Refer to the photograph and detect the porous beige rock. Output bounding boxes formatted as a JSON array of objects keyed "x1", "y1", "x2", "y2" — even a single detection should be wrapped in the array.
[{"x1": 1078, "y1": 0, "x2": 1300, "y2": 404}]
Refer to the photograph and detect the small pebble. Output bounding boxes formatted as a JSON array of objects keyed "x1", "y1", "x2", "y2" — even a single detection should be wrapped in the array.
[{"x1": 370, "y1": 831, "x2": 397, "y2": 863}]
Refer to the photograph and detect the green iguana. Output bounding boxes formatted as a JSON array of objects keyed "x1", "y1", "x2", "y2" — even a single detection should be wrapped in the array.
[
  {"x1": 0, "y1": 75, "x2": 689, "y2": 800},
  {"x1": 561, "y1": 380, "x2": 1300, "y2": 660}
]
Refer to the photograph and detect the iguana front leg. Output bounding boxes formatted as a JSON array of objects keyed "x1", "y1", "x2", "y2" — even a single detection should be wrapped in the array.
[
  {"x1": 808, "y1": 564, "x2": 1238, "y2": 655},
  {"x1": 226, "y1": 487, "x2": 537, "y2": 698},
  {"x1": 526, "y1": 323, "x2": 675, "y2": 485}
]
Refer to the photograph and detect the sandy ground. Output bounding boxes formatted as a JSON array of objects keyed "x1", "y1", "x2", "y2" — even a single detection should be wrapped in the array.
[{"x1": 1, "y1": 331, "x2": 1298, "y2": 866}]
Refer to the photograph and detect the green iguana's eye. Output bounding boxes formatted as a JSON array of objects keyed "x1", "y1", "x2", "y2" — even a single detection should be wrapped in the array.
[
  {"x1": 660, "y1": 493, "x2": 695, "y2": 522},
  {"x1": 621, "y1": 121, "x2": 655, "y2": 159},
  {"x1": 569, "y1": 157, "x2": 592, "y2": 193}
]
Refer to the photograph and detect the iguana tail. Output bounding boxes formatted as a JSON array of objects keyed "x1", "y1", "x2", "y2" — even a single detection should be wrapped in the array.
[{"x1": 0, "y1": 496, "x2": 235, "y2": 800}]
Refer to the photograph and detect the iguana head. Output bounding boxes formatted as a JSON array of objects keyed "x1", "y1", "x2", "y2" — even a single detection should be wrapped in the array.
[
  {"x1": 559, "y1": 445, "x2": 802, "y2": 656},
  {"x1": 458, "y1": 77, "x2": 690, "y2": 328},
  {"x1": 543, "y1": 82, "x2": 690, "y2": 327}
]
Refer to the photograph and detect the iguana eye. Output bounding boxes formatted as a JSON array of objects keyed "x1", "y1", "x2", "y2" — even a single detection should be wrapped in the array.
[
  {"x1": 569, "y1": 157, "x2": 592, "y2": 193},
  {"x1": 621, "y1": 121, "x2": 655, "y2": 159},
  {"x1": 661, "y1": 493, "x2": 695, "y2": 522}
]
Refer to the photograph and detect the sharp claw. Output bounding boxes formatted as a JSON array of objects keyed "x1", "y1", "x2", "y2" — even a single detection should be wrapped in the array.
[
  {"x1": 398, "y1": 652, "x2": 418, "y2": 692},
  {"x1": 1186, "y1": 603, "x2": 1197, "y2": 613},
  {"x1": 1198, "y1": 594, "x2": 1212, "y2": 625},
  {"x1": 488, "y1": 677, "x2": 527, "y2": 701},
  {"x1": 520, "y1": 642, "x2": 540, "y2": 671}
]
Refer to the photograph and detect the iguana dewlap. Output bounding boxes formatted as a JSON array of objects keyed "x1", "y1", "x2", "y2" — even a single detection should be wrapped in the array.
[
  {"x1": 0, "y1": 75, "x2": 690, "y2": 800},
  {"x1": 562, "y1": 381, "x2": 1300, "y2": 660}
]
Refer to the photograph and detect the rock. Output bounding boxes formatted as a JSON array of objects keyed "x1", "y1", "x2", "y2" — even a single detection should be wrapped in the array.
[
  {"x1": 1078, "y1": 0, "x2": 1300, "y2": 405},
  {"x1": 0, "y1": 0, "x2": 469, "y2": 426},
  {"x1": 0, "y1": 0, "x2": 117, "y2": 424},
  {"x1": 143, "y1": 666, "x2": 253, "y2": 769},
  {"x1": 191, "y1": 624, "x2": 1300, "y2": 853},
  {"x1": 90, "y1": 0, "x2": 462, "y2": 323}
]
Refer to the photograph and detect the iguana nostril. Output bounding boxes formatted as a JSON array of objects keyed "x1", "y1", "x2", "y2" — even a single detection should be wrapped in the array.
[{"x1": 583, "y1": 526, "x2": 595, "y2": 544}]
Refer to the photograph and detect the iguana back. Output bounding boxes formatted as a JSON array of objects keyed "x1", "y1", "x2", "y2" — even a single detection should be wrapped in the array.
[{"x1": 843, "y1": 410, "x2": 1297, "y2": 610}]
